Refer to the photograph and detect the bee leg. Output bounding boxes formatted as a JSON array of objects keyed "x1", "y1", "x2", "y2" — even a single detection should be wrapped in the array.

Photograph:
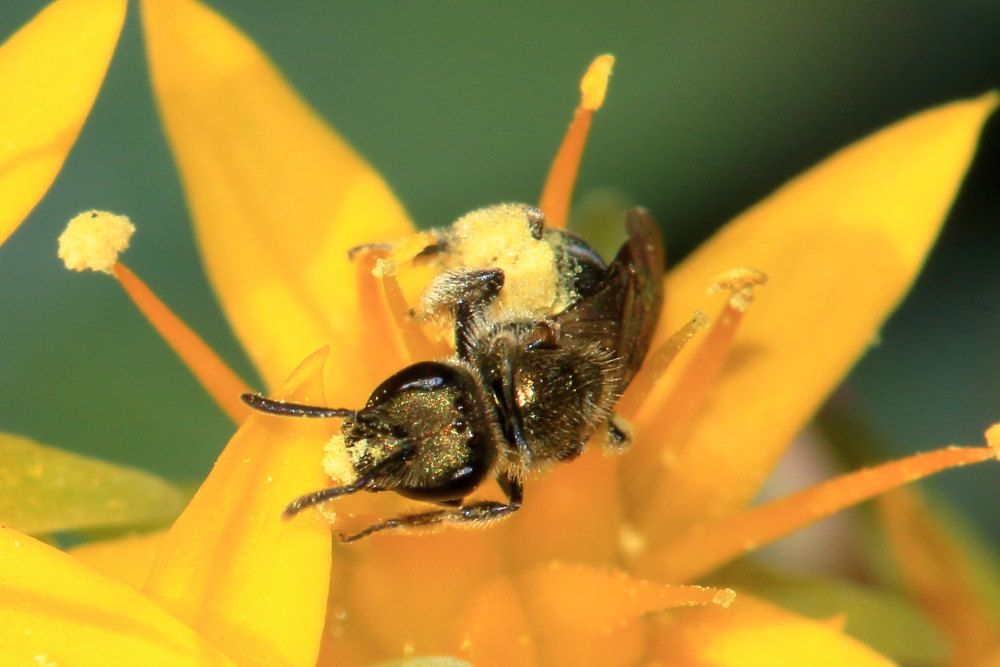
[
  {"x1": 605, "y1": 414, "x2": 633, "y2": 451},
  {"x1": 339, "y1": 475, "x2": 523, "y2": 542},
  {"x1": 421, "y1": 267, "x2": 504, "y2": 359}
]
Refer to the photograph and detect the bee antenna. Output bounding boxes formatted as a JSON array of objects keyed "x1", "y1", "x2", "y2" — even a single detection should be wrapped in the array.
[
  {"x1": 240, "y1": 393, "x2": 356, "y2": 419},
  {"x1": 281, "y1": 443, "x2": 419, "y2": 520},
  {"x1": 282, "y1": 479, "x2": 369, "y2": 519}
]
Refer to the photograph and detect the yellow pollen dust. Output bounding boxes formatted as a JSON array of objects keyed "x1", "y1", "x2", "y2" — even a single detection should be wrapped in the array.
[
  {"x1": 447, "y1": 204, "x2": 566, "y2": 316},
  {"x1": 58, "y1": 211, "x2": 135, "y2": 274},
  {"x1": 580, "y1": 54, "x2": 615, "y2": 111},
  {"x1": 322, "y1": 434, "x2": 357, "y2": 485}
]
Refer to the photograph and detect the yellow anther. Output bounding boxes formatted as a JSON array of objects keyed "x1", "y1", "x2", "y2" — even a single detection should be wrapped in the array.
[
  {"x1": 580, "y1": 54, "x2": 614, "y2": 111},
  {"x1": 58, "y1": 210, "x2": 134, "y2": 274},
  {"x1": 707, "y1": 267, "x2": 768, "y2": 311}
]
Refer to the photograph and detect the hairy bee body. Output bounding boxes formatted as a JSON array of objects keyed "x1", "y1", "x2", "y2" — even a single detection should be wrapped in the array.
[{"x1": 243, "y1": 204, "x2": 664, "y2": 541}]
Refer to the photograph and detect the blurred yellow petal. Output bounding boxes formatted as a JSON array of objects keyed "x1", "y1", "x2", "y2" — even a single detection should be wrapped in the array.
[
  {"x1": 142, "y1": 0, "x2": 414, "y2": 402},
  {"x1": 628, "y1": 93, "x2": 998, "y2": 540},
  {"x1": 0, "y1": 0, "x2": 125, "y2": 245},
  {"x1": 143, "y1": 348, "x2": 334, "y2": 667},
  {"x1": 878, "y1": 488, "x2": 1000, "y2": 666},
  {"x1": 0, "y1": 432, "x2": 185, "y2": 535},
  {"x1": 0, "y1": 526, "x2": 232, "y2": 665},
  {"x1": 649, "y1": 594, "x2": 893, "y2": 666},
  {"x1": 69, "y1": 530, "x2": 167, "y2": 591}
]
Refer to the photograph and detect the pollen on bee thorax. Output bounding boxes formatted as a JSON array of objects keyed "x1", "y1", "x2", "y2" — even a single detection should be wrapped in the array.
[{"x1": 443, "y1": 203, "x2": 570, "y2": 317}]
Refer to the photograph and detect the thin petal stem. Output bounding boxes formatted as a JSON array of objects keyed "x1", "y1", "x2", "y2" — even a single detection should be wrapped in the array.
[
  {"x1": 114, "y1": 262, "x2": 252, "y2": 423},
  {"x1": 635, "y1": 446, "x2": 996, "y2": 583},
  {"x1": 538, "y1": 55, "x2": 614, "y2": 230},
  {"x1": 0, "y1": 0, "x2": 126, "y2": 245}
]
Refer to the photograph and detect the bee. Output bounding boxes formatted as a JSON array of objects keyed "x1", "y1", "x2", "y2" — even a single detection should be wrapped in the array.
[{"x1": 242, "y1": 205, "x2": 664, "y2": 541}]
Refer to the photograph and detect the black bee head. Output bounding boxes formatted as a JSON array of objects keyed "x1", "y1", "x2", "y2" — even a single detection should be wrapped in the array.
[{"x1": 344, "y1": 361, "x2": 499, "y2": 503}]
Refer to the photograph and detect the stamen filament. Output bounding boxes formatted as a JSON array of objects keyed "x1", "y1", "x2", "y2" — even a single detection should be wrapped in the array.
[
  {"x1": 353, "y1": 251, "x2": 408, "y2": 376},
  {"x1": 381, "y1": 274, "x2": 450, "y2": 361},
  {"x1": 539, "y1": 54, "x2": 614, "y2": 230},
  {"x1": 626, "y1": 271, "x2": 766, "y2": 515},
  {"x1": 638, "y1": 445, "x2": 997, "y2": 583},
  {"x1": 113, "y1": 263, "x2": 251, "y2": 423},
  {"x1": 617, "y1": 310, "x2": 708, "y2": 418},
  {"x1": 628, "y1": 301, "x2": 744, "y2": 496}
]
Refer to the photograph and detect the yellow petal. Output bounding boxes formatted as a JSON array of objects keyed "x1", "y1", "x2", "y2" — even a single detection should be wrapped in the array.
[
  {"x1": 0, "y1": 0, "x2": 125, "y2": 246},
  {"x1": 142, "y1": 0, "x2": 414, "y2": 402},
  {"x1": 0, "y1": 526, "x2": 232, "y2": 665},
  {"x1": 69, "y1": 530, "x2": 167, "y2": 591},
  {"x1": 143, "y1": 348, "x2": 333, "y2": 667},
  {"x1": 649, "y1": 594, "x2": 894, "y2": 666},
  {"x1": 628, "y1": 94, "x2": 998, "y2": 539}
]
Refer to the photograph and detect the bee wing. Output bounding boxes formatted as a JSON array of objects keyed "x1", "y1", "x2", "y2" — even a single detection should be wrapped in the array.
[{"x1": 552, "y1": 208, "x2": 665, "y2": 392}]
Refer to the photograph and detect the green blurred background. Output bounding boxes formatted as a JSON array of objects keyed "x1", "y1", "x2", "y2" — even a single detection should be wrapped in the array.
[{"x1": 1, "y1": 2, "x2": 997, "y2": 544}]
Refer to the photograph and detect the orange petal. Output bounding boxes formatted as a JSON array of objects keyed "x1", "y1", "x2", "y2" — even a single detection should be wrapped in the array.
[
  {"x1": 142, "y1": 0, "x2": 414, "y2": 402},
  {"x1": 508, "y1": 448, "x2": 624, "y2": 568},
  {"x1": 648, "y1": 594, "x2": 894, "y2": 666},
  {"x1": 519, "y1": 561, "x2": 735, "y2": 667},
  {"x1": 0, "y1": 526, "x2": 232, "y2": 665},
  {"x1": 630, "y1": 94, "x2": 998, "y2": 540},
  {"x1": 0, "y1": 0, "x2": 125, "y2": 245},
  {"x1": 143, "y1": 348, "x2": 333, "y2": 666},
  {"x1": 336, "y1": 531, "x2": 504, "y2": 660},
  {"x1": 69, "y1": 530, "x2": 167, "y2": 591},
  {"x1": 878, "y1": 488, "x2": 1000, "y2": 666},
  {"x1": 457, "y1": 576, "x2": 536, "y2": 667}
]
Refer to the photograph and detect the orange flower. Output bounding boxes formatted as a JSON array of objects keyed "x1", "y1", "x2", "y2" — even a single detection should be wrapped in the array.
[{"x1": 2, "y1": 0, "x2": 997, "y2": 665}]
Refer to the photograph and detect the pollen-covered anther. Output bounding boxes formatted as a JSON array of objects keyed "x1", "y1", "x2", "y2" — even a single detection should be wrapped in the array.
[
  {"x1": 539, "y1": 54, "x2": 616, "y2": 229},
  {"x1": 985, "y1": 423, "x2": 1000, "y2": 455},
  {"x1": 706, "y1": 267, "x2": 768, "y2": 312},
  {"x1": 371, "y1": 257, "x2": 397, "y2": 279},
  {"x1": 59, "y1": 209, "x2": 251, "y2": 422},
  {"x1": 58, "y1": 210, "x2": 135, "y2": 274},
  {"x1": 580, "y1": 53, "x2": 615, "y2": 111}
]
